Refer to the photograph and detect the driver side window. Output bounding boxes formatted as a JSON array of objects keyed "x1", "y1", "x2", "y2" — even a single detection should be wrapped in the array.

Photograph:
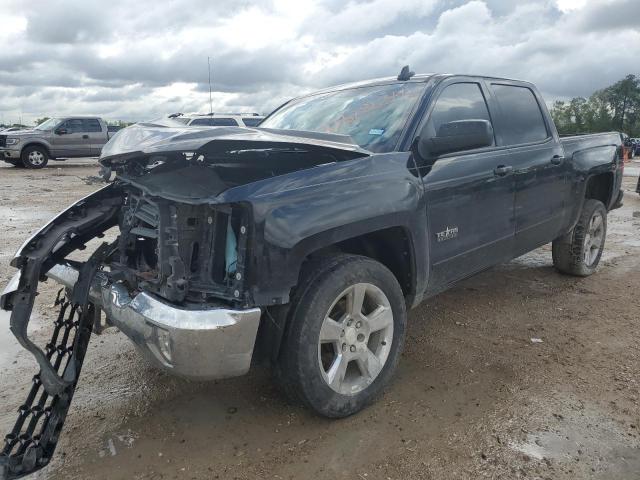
[{"x1": 425, "y1": 83, "x2": 494, "y2": 145}]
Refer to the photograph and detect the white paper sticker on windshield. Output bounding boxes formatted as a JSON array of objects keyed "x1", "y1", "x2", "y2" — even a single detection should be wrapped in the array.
[{"x1": 368, "y1": 128, "x2": 385, "y2": 136}]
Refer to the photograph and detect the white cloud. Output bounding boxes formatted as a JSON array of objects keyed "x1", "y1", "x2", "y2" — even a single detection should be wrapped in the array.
[
  {"x1": 0, "y1": 0, "x2": 638, "y2": 125},
  {"x1": 555, "y1": 0, "x2": 588, "y2": 12}
]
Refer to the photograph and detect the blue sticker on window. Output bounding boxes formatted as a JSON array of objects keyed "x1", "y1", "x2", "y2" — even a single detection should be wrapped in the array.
[{"x1": 368, "y1": 128, "x2": 385, "y2": 136}]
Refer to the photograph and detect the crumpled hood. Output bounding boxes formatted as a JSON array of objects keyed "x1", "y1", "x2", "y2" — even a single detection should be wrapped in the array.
[{"x1": 100, "y1": 120, "x2": 370, "y2": 166}]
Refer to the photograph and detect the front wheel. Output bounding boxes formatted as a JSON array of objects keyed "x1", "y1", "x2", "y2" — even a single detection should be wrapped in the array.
[
  {"x1": 276, "y1": 254, "x2": 407, "y2": 418},
  {"x1": 21, "y1": 145, "x2": 49, "y2": 169},
  {"x1": 552, "y1": 199, "x2": 607, "y2": 276}
]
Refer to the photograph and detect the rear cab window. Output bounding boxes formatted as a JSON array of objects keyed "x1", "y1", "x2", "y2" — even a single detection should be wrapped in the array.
[
  {"x1": 84, "y1": 119, "x2": 102, "y2": 132},
  {"x1": 489, "y1": 84, "x2": 549, "y2": 146},
  {"x1": 241, "y1": 117, "x2": 262, "y2": 127},
  {"x1": 190, "y1": 118, "x2": 239, "y2": 127}
]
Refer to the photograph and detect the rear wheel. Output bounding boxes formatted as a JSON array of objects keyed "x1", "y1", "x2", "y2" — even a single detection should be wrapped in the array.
[
  {"x1": 275, "y1": 254, "x2": 406, "y2": 418},
  {"x1": 552, "y1": 199, "x2": 607, "y2": 276},
  {"x1": 21, "y1": 145, "x2": 49, "y2": 169}
]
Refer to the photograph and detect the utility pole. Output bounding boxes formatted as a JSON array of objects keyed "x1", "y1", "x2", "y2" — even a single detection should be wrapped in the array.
[{"x1": 208, "y1": 56, "x2": 213, "y2": 115}]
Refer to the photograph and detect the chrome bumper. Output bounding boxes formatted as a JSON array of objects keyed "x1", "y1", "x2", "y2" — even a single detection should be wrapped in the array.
[
  {"x1": 0, "y1": 147, "x2": 20, "y2": 159},
  {"x1": 4, "y1": 264, "x2": 262, "y2": 380}
]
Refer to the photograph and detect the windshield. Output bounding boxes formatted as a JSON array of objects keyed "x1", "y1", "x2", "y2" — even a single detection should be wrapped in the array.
[
  {"x1": 261, "y1": 82, "x2": 426, "y2": 153},
  {"x1": 34, "y1": 118, "x2": 62, "y2": 131}
]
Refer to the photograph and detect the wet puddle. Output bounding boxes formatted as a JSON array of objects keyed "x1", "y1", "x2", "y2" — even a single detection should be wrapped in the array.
[
  {"x1": 0, "y1": 206, "x2": 54, "y2": 258},
  {"x1": 510, "y1": 407, "x2": 640, "y2": 478},
  {"x1": 0, "y1": 205, "x2": 53, "y2": 224},
  {"x1": 0, "y1": 310, "x2": 23, "y2": 372},
  {"x1": 0, "y1": 309, "x2": 39, "y2": 374}
]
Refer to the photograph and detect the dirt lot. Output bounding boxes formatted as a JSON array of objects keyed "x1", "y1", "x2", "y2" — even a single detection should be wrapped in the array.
[{"x1": 1, "y1": 159, "x2": 639, "y2": 480}]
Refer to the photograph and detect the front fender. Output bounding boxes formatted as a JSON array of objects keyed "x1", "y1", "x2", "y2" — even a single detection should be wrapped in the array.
[
  {"x1": 241, "y1": 153, "x2": 426, "y2": 305},
  {"x1": 18, "y1": 139, "x2": 52, "y2": 156}
]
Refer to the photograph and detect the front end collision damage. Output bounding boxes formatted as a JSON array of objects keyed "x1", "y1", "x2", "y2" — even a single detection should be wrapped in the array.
[
  {"x1": 0, "y1": 204, "x2": 117, "y2": 480},
  {"x1": 1, "y1": 123, "x2": 375, "y2": 383},
  {"x1": 0, "y1": 163, "x2": 262, "y2": 477},
  {"x1": 0, "y1": 185, "x2": 121, "y2": 478},
  {"x1": 1, "y1": 121, "x2": 428, "y2": 478},
  {"x1": 1, "y1": 185, "x2": 122, "y2": 394}
]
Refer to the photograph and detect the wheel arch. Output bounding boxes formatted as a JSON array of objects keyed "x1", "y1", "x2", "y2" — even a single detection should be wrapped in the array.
[
  {"x1": 254, "y1": 223, "x2": 419, "y2": 365},
  {"x1": 584, "y1": 172, "x2": 614, "y2": 208},
  {"x1": 312, "y1": 226, "x2": 416, "y2": 301},
  {"x1": 21, "y1": 142, "x2": 52, "y2": 158},
  {"x1": 288, "y1": 217, "x2": 419, "y2": 305}
]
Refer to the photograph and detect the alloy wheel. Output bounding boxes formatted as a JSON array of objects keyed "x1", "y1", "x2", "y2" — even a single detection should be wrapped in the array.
[
  {"x1": 28, "y1": 150, "x2": 45, "y2": 166},
  {"x1": 583, "y1": 211, "x2": 604, "y2": 266},
  {"x1": 318, "y1": 283, "x2": 394, "y2": 395}
]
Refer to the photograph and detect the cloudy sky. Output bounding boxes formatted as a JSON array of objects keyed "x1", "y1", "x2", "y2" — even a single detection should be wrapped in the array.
[{"x1": 0, "y1": 0, "x2": 638, "y2": 125}]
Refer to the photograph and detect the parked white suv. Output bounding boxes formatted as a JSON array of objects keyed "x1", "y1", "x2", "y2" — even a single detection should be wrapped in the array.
[{"x1": 170, "y1": 113, "x2": 264, "y2": 127}]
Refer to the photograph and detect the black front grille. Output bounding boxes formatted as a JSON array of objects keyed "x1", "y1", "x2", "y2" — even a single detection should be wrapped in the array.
[{"x1": 0, "y1": 135, "x2": 6, "y2": 148}]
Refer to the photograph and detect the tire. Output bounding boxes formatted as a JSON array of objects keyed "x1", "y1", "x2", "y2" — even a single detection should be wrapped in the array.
[
  {"x1": 552, "y1": 199, "x2": 607, "y2": 276},
  {"x1": 275, "y1": 254, "x2": 407, "y2": 418},
  {"x1": 21, "y1": 145, "x2": 49, "y2": 169}
]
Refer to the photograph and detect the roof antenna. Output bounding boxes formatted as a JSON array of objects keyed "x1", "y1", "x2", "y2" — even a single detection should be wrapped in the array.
[
  {"x1": 397, "y1": 65, "x2": 415, "y2": 81},
  {"x1": 208, "y1": 56, "x2": 213, "y2": 114}
]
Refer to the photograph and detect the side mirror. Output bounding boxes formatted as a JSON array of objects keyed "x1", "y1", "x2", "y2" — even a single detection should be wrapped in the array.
[
  {"x1": 55, "y1": 128, "x2": 68, "y2": 135},
  {"x1": 418, "y1": 119, "x2": 493, "y2": 159}
]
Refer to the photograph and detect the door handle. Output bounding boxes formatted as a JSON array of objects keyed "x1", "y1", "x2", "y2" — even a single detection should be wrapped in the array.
[
  {"x1": 82, "y1": 134, "x2": 89, "y2": 139},
  {"x1": 493, "y1": 165, "x2": 513, "y2": 176},
  {"x1": 550, "y1": 155, "x2": 564, "y2": 165}
]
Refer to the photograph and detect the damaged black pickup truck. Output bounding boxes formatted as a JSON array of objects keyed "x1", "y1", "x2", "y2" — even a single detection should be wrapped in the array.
[{"x1": 0, "y1": 70, "x2": 624, "y2": 478}]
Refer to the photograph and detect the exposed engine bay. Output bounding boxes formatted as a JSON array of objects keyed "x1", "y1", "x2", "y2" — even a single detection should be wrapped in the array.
[{"x1": 112, "y1": 182, "x2": 248, "y2": 304}]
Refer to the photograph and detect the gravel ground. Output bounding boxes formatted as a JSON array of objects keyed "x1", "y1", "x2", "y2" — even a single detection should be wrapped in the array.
[{"x1": 0, "y1": 159, "x2": 639, "y2": 480}]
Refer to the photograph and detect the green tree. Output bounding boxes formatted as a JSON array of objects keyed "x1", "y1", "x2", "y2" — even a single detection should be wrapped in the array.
[
  {"x1": 34, "y1": 117, "x2": 50, "y2": 126},
  {"x1": 550, "y1": 100, "x2": 570, "y2": 132},
  {"x1": 602, "y1": 74, "x2": 640, "y2": 131},
  {"x1": 550, "y1": 74, "x2": 640, "y2": 136},
  {"x1": 106, "y1": 120, "x2": 134, "y2": 127}
]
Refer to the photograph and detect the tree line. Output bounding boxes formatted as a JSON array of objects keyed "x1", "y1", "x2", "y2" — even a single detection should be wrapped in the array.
[{"x1": 550, "y1": 74, "x2": 640, "y2": 137}]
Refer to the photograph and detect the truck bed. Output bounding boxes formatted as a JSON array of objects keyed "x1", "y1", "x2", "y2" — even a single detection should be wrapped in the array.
[{"x1": 560, "y1": 132, "x2": 621, "y2": 159}]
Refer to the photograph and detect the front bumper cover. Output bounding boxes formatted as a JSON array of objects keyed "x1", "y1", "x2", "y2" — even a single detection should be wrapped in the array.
[
  {"x1": 2, "y1": 264, "x2": 262, "y2": 380},
  {"x1": 0, "y1": 147, "x2": 20, "y2": 159},
  {"x1": 44, "y1": 264, "x2": 261, "y2": 379}
]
